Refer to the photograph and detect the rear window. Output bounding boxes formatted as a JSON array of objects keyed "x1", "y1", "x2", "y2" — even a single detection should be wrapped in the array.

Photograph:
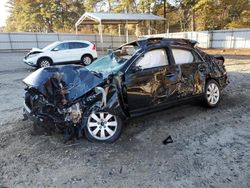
[
  {"x1": 53, "y1": 43, "x2": 69, "y2": 51},
  {"x1": 172, "y1": 49, "x2": 194, "y2": 64},
  {"x1": 69, "y1": 42, "x2": 89, "y2": 49}
]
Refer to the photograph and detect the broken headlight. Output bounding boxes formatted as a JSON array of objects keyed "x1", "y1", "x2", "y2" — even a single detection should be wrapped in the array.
[{"x1": 65, "y1": 103, "x2": 82, "y2": 124}]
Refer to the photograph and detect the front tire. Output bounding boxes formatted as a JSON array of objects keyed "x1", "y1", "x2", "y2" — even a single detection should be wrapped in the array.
[
  {"x1": 84, "y1": 112, "x2": 122, "y2": 143},
  {"x1": 38, "y1": 58, "x2": 52, "y2": 68},
  {"x1": 204, "y1": 79, "x2": 221, "y2": 107}
]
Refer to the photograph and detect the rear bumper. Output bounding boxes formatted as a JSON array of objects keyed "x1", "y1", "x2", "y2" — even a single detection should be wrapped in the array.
[{"x1": 217, "y1": 73, "x2": 229, "y2": 90}]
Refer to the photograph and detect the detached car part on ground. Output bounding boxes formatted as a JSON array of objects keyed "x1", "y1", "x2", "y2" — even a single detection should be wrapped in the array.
[
  {"x1": 23, "y1": 40, "x2": 97, "y2": 68},
  {"x1": 23, "y1": 38, "x2": 228, "y2": 143}
]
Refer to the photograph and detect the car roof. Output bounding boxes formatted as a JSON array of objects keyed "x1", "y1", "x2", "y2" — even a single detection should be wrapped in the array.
[
  {"x1": 58, "y1": 40, "x2": 92, "y2": 44},
  {"x1": 145, "y1": 37, "x2": 197, "y2": 46},
  {"x1": 118, "y1": 37, "x2": 198, "y2": 50}
]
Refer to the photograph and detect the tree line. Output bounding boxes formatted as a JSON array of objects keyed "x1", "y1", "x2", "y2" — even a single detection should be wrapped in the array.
[{"x1": 4, "y1": 0, "x2": 250, "y2": 34}]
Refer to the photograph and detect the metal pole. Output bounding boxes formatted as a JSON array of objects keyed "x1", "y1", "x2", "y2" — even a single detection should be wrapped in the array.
[
  {"x1": 148, "y1": 21, "x2": 151, "y2": 35},
  {"x1": 118, "y1": 24, "x2": 121, "y2": 45},
  {"x1": 230, "y1": 30, "x2": 234, "y2": 48},
  {"x1": 99, "y1": 21, "x2": 103, "y2": 51},
  {"x1": 167, "y1": 21, "x2": 169, "y2": 34},
  {"x1": 163, "y1": 0, "x2": 166, "y2": 33},
  {"x1": 126, "y1": 20, "x2": 128, "y2": 43},
  {"x1": 8, "y1": 32, "x2": 13, "y2": 51},
  {"x1": 76, "y1": 25, "x2": 78, "y2": 35},
  {"x1": 118, "y1": 24, "x2": 121, "y2": 36},
  {"x1": 135, "y1": 24, "x2": 138, "y2": 37},
  {"x1": 35, "y1": 33, "x2": 39, "y2": 48}
]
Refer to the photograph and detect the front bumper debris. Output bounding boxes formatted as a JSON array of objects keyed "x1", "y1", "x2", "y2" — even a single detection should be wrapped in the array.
[{"x1": 23, "y1": 59, "x2": 36, "y2": 67}]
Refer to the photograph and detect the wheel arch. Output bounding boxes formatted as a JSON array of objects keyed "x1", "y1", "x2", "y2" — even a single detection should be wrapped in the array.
[
  {"x1": 206, "y1": 75, "x2": 223, "y2": 88},
  {"x1": 81, "y1": 53, "x2": 93, "y2": 60},
  {"x1": 37, "y1": 56, "x2": 53, "y2": 66}
]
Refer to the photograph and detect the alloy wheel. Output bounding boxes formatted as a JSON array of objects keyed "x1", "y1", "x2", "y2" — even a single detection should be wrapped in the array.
[
  {"x1": 206, "y1": 82, "x2": 220, "y2": 105},
  {"x1": 87, "y1": 112, "x2": 118, "y2": 141},
  {"x1": 40, "y1": 60, "x2": 51, "y2": 67},
  {"x1": 82, "y1": 56, "x2": 92, "y2": 65}
]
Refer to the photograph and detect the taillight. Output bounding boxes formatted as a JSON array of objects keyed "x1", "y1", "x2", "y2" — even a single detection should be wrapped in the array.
[{"x1": 92, "y1": 44, "x2": 96, "y2": 50}]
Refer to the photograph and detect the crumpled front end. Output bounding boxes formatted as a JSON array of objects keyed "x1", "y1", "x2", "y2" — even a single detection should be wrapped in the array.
[{"x1": 22, "y1": 65, "x2": 125, "y2": 142}]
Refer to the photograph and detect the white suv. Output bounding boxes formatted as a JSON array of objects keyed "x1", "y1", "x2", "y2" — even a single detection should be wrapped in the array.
[{"x1": 24, "y1": 40, "x2": 98, "y2": 68}]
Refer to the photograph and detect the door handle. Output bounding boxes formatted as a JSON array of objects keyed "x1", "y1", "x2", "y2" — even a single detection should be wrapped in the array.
[
  {"x1": 166, "y1": 73, "x2": 175, "y2": 78},
  {"x1": 199, "y1": 68, "x2": 205, "y2": 72},
  {"x1": 198, "y1": 66, "x2": 206, "y2": 72}
]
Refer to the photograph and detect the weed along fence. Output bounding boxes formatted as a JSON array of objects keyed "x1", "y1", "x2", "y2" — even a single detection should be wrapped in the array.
[
  {"x1": 143, "y1": 28, "x2": 250, "y2": 49},
  {"x1": 0, "y1": 32, "x2": 137, "y2": 51}
]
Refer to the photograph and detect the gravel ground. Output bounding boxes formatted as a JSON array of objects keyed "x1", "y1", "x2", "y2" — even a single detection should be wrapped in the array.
[{"x1": 0, "y1": 52, "x2": 249, "y2": 188}]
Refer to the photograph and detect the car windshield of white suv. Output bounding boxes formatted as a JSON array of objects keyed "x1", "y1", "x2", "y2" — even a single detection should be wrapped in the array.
[{"x1": 42, "y1": 42, "x2": 60, "y2": 51}]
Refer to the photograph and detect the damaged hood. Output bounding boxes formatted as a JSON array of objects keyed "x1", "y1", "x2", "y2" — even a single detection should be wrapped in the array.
[
  {"x1": 30, "y1": 48, "x2": 43, "y2": 53},
  {"x1": 24, "y1": 48, "x2": 44, "y2": 58},
  {"x1": 23, "y1": 65, "x2": 104, "y2": 103}
]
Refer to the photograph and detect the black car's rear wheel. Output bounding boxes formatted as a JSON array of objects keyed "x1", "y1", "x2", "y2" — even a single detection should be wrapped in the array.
[
  {"x1": 84, "y1": 112, "x2": 122, "y2": 143},
  {"x1": 204, "y1": 79, "x2": 221, "y2": 107}
]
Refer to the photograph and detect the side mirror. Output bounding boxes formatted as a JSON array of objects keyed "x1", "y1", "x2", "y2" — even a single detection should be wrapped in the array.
[
  {"x1": 132, "y1": 66, "x2": 142, "y2": 73},
  {"x1": 52, "y1": 48, "x2": 59, "y2": 51}
]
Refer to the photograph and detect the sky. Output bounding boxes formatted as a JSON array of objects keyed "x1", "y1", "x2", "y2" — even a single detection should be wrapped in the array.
[
  {"x1": 0, "y1": 0, "x2": 9, "y2": 27},
  {"x1": 0, "y1": 0, "x2": 178, "y2": 27}
]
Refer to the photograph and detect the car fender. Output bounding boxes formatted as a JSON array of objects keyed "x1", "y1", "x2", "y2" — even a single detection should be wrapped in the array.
[
  {"x1": 37, "y1": 56, "x2": 54, "y2": 65},
  {"x1": 81, "y1": 53, "x2": 94, "y2": 61}
]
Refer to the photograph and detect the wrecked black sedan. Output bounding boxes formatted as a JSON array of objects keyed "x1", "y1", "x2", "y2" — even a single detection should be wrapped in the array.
[{"x1": 23, "y1": 38, "x2": 228, "y2": 143}]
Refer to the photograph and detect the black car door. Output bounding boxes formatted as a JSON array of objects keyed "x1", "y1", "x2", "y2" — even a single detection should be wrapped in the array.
[
  {"x1": 170, "y1": 47, "x2": 206, "y2": 97},
  {"x1": 124, "y1": 48, "x2": 181, "y2": 114}
]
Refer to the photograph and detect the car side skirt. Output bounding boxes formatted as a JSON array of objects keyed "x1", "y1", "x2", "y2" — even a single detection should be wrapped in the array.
[{"x1": 129, "y1": 94, "x2": 203, "y2": 118}]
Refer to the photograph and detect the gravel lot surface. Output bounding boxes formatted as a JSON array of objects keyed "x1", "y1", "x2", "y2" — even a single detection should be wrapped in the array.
[{"x1": 0, "y1": 52, "x2": 249, "y2": 188}]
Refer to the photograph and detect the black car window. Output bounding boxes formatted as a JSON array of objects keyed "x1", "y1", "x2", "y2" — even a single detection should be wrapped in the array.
[
  {"x1": 192, "y1": 50, "x2": 203, "y2": 62},
  {"x1": 136, "y1": 49, "x2": 168, "y2": 69},
  {"x1": 53, "y1": 43, "x2": 69, "y2": 51},
  {"x1": 69, "y1": 42, "x2": 89, "y2": 49},
  {"x1": 172, "y1": 48, "x2": 195, "y2": 64}
]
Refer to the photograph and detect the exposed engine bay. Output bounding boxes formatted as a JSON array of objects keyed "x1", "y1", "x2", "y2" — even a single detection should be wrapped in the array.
[{"x1": 23, "y1": 65, "x2": 125, "y2": 142}]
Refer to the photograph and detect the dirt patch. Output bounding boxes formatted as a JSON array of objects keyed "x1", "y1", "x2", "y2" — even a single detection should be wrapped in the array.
[
  {"x1": 0, "y1": 53, "x2": 249, "y2": 187},
  {"x1": 203, "y1": 48, "x2": 250, "y2": 56}
]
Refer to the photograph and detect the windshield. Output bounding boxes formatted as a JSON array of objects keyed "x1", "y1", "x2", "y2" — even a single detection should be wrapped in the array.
[
  {"x1": 42, "y1": 42, "x2": 60, "y2": 51},
  {"x1": 86, "y1": 53, "x2": 127, "y2": 76},
  {"x1": 86, "y1": 45, "x2": 138, "y2": 75}
]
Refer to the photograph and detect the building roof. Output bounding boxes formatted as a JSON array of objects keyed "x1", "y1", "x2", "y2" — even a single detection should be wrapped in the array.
[{"x1": 75, "y1": 12, "x2": 165, "y2": 26}]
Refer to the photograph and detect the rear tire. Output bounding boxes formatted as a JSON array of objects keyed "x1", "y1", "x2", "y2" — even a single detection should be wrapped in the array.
[
  {"x1": 81, "y1": 55, "x2": 93, "y2": 66},
  {"x1": 84, "y1": 111, "x2": 122, "y2": 143},
  {"x1": 38, "y1": 57, "x2": 52, "y2": 68},
  {"x1": 204, "y1": 79, "x2": 221, "y2": 108}
]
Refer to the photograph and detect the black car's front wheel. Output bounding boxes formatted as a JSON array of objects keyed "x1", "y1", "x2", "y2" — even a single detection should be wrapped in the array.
[
  {"x1": 204, "y1": 79, "x2": 221, "y2": 107},
  {"x1": 84, "y1": 112, "x2": 122, "y2": 143}
]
